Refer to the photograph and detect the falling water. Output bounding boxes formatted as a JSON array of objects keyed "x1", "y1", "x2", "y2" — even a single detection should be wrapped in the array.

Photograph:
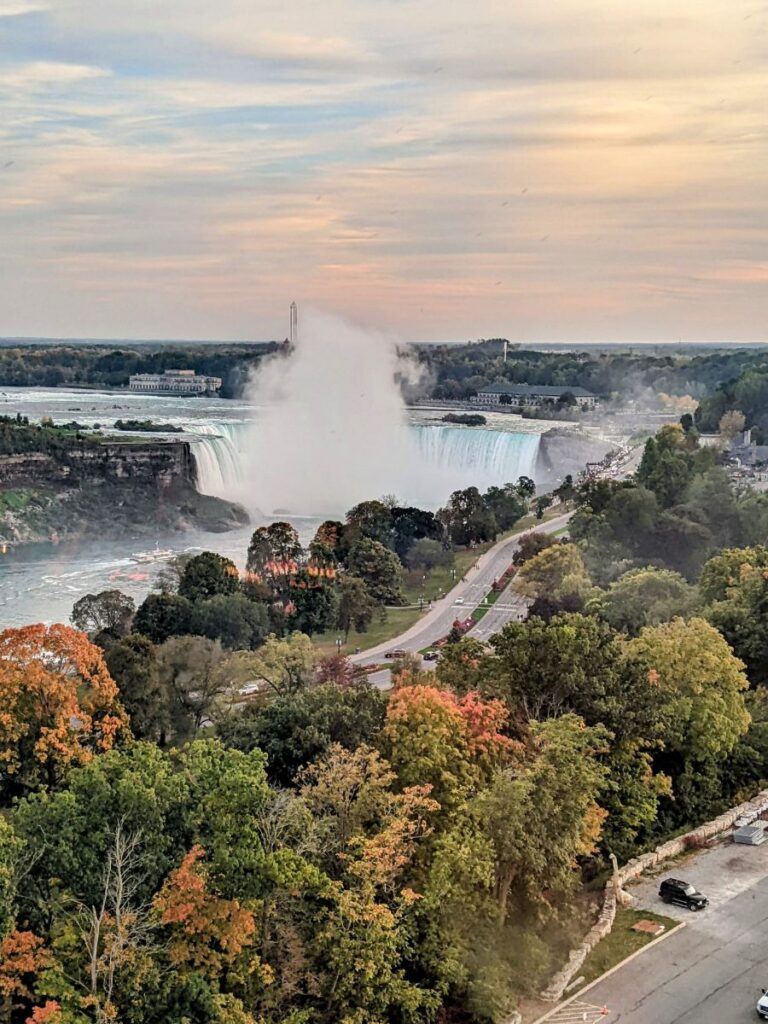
[
  {"x1": 188, "y1": 424, "x2": 244, "y2": 497},
  {"x1": 409, "y1": 426, "x2": 541, "y2": 494}
]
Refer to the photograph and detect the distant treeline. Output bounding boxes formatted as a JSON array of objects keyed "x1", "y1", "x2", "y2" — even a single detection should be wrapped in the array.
[
  {"x1": 418, "y1": 338, "x2": 768, "y2": 403},
  {"x1": 0, "y1": 341, "x2": 281, "y2": 397}
]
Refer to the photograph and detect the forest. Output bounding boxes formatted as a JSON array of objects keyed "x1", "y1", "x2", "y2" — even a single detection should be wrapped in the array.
[{"x1": 2, "y1": 424, "x2": 768, "y2": 1023}]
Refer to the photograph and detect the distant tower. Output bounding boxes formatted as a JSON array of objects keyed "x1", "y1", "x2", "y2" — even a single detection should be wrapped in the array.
[
  {"x1": 503, "y1": 340, "x2": 508, "y2": 363},
  {"x1": 289, "y1": 301, "x2": 298, "y2": 345}
]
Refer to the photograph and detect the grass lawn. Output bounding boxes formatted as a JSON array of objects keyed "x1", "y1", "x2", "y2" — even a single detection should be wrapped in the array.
[
  {"x1": 310, "y1": 506, "x2": 567, "y2": 656},
  {"x1": 577, "y1": 906, "x2": 680, "y2": 989}
]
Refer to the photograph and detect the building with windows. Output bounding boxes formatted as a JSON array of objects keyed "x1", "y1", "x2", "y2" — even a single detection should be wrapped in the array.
[
  {"x1": 469, "y1": 383, "x2": 598, "y2": 408},
  {"x1": 128, "y1": 369, "x2": 222, "y2": 396}
]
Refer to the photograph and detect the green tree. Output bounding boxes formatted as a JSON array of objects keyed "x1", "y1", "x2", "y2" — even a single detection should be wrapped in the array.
[
  {"x1": 627, "y1": 617, "x2": 750, "y2": 762},
  {"x1": 517, "y1": 542, "x2": 591, "y2": 604},
  {"x1": 346, "y1": 499, "x2": 394, "y2": 546},
  {"x1": 347, "y1": 537, "x2": 406, "y2": 605},
  {"x1": 335, "y1": 574, "x2": 379, "y2": 641},
  {"x1": 699, "y1": 546, "x2": 768, "y2": 603},
  {"x1": 482, "y1": 484, "x2": 527, "y2": 532},
  {"x1": 246, "y1": 521, "x2": 302, "y2": 575},
  {"x1": 178, "y1": 551, "x2": 240, "y2": 602},
  {"x1": 592, "y1": 566, "x2": 696, "y2": 635},
  {"x1": 706, "y1": 565, "x2": 768, "y2": 685},
  {"x1": 287, "y1": 572, "x2": 339, "y2": 636},
  {"x1": 438, "y1": 487, "x2": 497, "y2": 546},
  {"x1": 487, "y1": 613, "x2": 661, "y2": 742},
  {"x1": 189, "y1": 592, "x2": 269, "y2": 649},
  {"x1": 224, "y1": 631, "x2": 319, "y2": 699},
  {"x1": 217, "y1": 684, "x2": 387, "y2": 786},
  {"x1": 403, "y1": 538, "x2": 453, "y2": 571},
  {"x1": 105, "y1": 633, "x2": 171, "y2": 744},
  {"x1": 156, "y1": 635, "x2": 232, "y2": 737},
  {"x1": 70, "y1": 589, "x2": 135, "y2": 638},
  {"x1": 132, "y1": 592, "x2": 193, "y2": 643}
]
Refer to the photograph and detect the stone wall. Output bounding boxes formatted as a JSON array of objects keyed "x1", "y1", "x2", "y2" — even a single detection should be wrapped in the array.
[{"x1": 538, "y1": 787, "x2": 768, "y2": 1004}]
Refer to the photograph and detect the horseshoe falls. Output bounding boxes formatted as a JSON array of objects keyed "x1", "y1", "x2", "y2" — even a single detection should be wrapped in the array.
[
  {"x1": 410, "y1": 426, "x2": 541, "y2": 495},
  {"x1": 190, "y1": 420, "x2": 542, "y2": 509}
]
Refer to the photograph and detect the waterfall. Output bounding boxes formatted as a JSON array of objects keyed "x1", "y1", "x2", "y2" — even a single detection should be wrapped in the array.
[
  {"x1": 188, "y1": 416, "x2": 542, "y2": 508},
  {"x1": 188, "y1": 424, "x2": 245, "y2": 498},
  {"x1": 408, "y1": 425, "x2": 541, "y2": 495}
]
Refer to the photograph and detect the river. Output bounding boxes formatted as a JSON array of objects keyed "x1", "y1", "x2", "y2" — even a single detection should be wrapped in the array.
[{"x1": 0, "y1": 387, "x2": 552, "y2": 627}]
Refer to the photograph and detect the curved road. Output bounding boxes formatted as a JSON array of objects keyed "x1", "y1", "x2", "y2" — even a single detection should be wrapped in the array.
[{"x1": 350, "y1": 511, "x2": 572, "y2": 681}]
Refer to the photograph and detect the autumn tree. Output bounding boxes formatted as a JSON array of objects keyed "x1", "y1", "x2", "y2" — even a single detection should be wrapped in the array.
[
  {"x1": 718, "y1": 408, "x2": 746, "y2": 442},
  {"x1": 0, "y1": 624, "x2": 127, "y2": 799},
  {"x1": 381, "y1": 685, "x2": 513, "y2": 812}
]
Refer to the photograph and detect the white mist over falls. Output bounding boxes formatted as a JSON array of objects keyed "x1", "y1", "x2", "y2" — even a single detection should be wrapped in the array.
[{"x1": 192, "y1": 310, "x2": 542, "y2": 515}]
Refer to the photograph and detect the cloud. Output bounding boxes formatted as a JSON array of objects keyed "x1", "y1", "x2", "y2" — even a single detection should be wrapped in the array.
[
  {"x1": 0, "y1": 1, "x2": 47, "y2": 15},
  {"x1": 0, "y1": 0, "x2": 767, "y2": 340},
  {"x1": 0, "y1": 61, "x2": 109, "y2": 88}
]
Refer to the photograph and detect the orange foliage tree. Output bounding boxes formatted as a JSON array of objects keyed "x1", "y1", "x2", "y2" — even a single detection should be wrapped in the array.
[
  {"x1": 382, "y1": 685, "x2": 516, "y2": 811},
  {"x1": 0, "y1": 930, "x2": 51, "y2": 1018},
  {"x1": 153, "y1": 845, "x2": 263, "y2": 985},
  {"x1": 0, "y1": 624, "x2": 127, "y2": 795}
]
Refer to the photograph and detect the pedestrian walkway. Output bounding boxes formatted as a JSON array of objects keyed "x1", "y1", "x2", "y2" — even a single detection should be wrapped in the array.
[{"x1": 540, "y1": 1000, "x2": 609, "y2": 1024}]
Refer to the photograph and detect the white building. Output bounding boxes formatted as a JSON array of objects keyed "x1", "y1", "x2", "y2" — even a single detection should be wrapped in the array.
[
  {"x1": 470, "y1": 383, "x2": 598, "y2": 408},
  {"x1": 128, "y1": 369, "x2": 223, "y2": 395}
]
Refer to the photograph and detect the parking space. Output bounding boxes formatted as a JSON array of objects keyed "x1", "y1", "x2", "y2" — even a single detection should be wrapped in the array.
[
  {"x1": 584, "y1": 836, "x2": 768, "y2": 1023},
  {"x1": 627, "y1": 836, "x2": 768, "y2": 925}
]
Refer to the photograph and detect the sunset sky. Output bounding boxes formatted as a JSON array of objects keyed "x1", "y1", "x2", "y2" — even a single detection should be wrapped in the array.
[{"x1": 1, "y1": 0, "x2": 766, "y2": 342}]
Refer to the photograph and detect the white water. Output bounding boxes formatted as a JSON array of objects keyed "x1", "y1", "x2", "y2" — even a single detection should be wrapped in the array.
[{"x1": 190, "y1": 418, "x2": 541, "y2": 510}]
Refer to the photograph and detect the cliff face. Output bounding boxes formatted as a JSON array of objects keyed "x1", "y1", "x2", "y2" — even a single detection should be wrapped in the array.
[
  {"x1": 535, "y1": 429, "x2": 613, "y2": 489},
  {"x1": 0, "y1": 440, "x2": 195, "y2": 488},
  {"x1": 0, "y1": 440, "x2": 248, "y2": 545}
]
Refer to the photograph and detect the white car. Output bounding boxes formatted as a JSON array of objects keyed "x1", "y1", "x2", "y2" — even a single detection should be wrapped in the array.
[
  {"x1": 757, "y1": 990, "x2": 768, "y2": 1019},
  {"x1": 454, "y1": 597, "x2": 464, "y2": 605}
]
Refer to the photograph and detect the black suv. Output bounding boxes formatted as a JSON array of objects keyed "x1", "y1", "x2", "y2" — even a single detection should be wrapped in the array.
[{"x1": 658, "y1": 877, "x2": 709, "y2": 911}]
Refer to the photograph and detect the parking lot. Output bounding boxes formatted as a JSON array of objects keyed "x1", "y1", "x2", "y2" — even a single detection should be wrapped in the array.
[{"x1": 582, "y1": 837, "x2": 768, "y2": 1023}]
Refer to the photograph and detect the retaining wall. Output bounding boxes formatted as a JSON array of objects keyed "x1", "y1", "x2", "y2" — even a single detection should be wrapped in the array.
[{"x1": 539, "y1": 786, "x2": 768, "y2": 1003}]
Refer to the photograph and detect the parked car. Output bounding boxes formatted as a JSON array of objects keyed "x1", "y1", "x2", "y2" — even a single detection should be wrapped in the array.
[
  {"x1": 384, "y1": 648, "x2": 408, "y2": 660},
  {"x1": 658, "y1": 878, "x2": 709, "y2": 911},
  {"x1": 423, "y1": 650, "x2": 439, "y2": 661},
  {"x1": 757, "y1": 990, "x2": 768, "y2": 1019}
]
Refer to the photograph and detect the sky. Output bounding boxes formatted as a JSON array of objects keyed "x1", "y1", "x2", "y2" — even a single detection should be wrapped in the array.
[{"x1": 0, "y1": 0, "x2": 767, "y2": 343}]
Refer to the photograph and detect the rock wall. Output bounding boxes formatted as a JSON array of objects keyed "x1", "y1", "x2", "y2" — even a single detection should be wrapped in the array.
[
  {"x1": 538, "y1": 787, "x2": 768, "y2": 1004},
  {"x1": 0, "y1": 441, "x2": 195, "y2": 489},
  {"x1": 535, "y1": 430, "x2": 613, "y2": 490}
]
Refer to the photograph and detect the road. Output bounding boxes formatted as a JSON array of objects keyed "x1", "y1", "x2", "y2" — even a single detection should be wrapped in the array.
[
  {"x1": 350, "y1": 511, "x2": 572, "y2": 685},
  {"x1": 580, "y1": 839, "x2": 768, "y2": 1023}
]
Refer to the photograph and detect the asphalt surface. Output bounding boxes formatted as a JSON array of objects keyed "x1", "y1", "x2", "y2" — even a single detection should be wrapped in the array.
[
  {"x1": 350, "y1": 511, "x2": 572, "y2": 686},
  {"x1": 584, "y1": 839, "x2": 768, "y2": 1023}
]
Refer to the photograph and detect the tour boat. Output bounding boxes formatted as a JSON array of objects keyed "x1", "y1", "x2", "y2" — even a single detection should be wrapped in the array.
[{"x1": 130, "y1": 544, "x2": 175, "y2": 563}]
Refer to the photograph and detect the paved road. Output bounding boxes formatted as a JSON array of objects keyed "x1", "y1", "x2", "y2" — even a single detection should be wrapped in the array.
[
  {"x1": 350, "y1": 511, "x2": 572, "y2": 681},
  {"x1": 584, "y1": 840, "x2": 768, "y2": 1023}
]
